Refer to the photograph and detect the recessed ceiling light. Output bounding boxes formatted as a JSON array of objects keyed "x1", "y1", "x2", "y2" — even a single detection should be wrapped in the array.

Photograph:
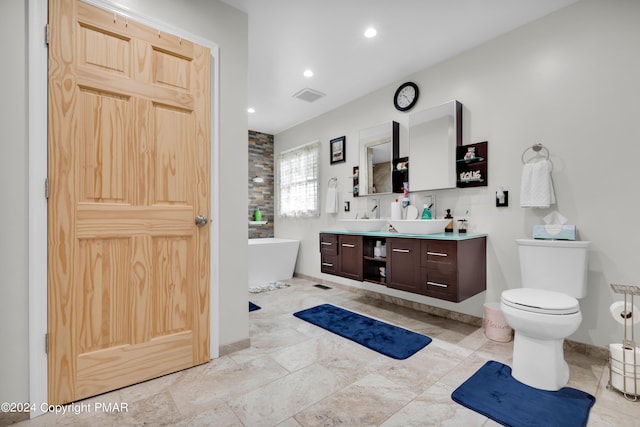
[
  {"x1": 247, "y1": 107, "x2": 255, "y2": 113},
  {"x1": 364, "y1": 27, "x2": 377, "y2": 38},
  {"x1": 303, "y1": 69, "x2": 313, "y2": 77}
]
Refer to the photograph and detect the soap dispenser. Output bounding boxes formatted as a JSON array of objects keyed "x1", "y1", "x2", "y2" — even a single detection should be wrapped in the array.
[
  {"x1": 254, "y1": 208, "x2": 262, "y2": 222},
  {"x1": 421, "y1": 204, "x2": 432, "y2": 220},
  {"x1": 444, "y1": 209, "x2": 454, "y2": 233}
]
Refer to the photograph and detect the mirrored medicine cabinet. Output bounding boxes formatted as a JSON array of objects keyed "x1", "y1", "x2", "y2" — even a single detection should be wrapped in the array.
[
  {"x1": 408, "y1": 100, "x2": 462, "y2": 192},
  {"x1": 357, "y1": 121, "x2": 399, "y2": 196}
]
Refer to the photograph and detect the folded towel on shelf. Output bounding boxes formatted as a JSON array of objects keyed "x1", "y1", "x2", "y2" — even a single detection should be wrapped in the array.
[
  {"x1": 325, "y1": 187, "x2": 338, "y2": 213},
  {"x1": 520, "y1": 159, "x2": 556, "y2": 208}
]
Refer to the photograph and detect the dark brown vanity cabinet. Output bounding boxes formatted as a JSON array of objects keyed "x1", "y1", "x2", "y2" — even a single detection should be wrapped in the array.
[
  {"x1": 387, "y1": 238, "x2": 421, "y2": 293},
  {"x1": 319, "y1": 232, "x2": 486, "y2": 303},
  {"x1": 421, "y1": 238, "x2": 486, "y2": 302}
]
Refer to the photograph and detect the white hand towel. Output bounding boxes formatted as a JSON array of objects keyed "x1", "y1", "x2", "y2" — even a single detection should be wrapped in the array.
[
  {"x1": 325, "y1": 187, "x2": 338, "y2": 213},
  {"x1": 520, "y1": 159, "x2": 556, "y2": 208}
]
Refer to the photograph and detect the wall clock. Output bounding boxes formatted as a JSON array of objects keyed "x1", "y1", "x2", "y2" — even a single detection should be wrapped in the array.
[{"x1": 393, "y1": 82, "x2": 419, "y2": 112}]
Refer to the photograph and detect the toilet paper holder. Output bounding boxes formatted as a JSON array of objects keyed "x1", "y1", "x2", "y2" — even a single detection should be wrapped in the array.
[{"x1": 608, "y1": 283, "x2": 640, "y2": 400}]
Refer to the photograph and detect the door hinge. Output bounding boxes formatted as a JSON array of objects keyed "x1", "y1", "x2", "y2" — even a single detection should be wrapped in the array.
[
  {"x1": 45, "y1": 333, "x2": 49, "y2": 354},
  {"x1": 45, "y1": 23, "x2": 50, "y2": 46},
  {"x1": 45, "y1": 178, "x2": 49, "y2": 199}
]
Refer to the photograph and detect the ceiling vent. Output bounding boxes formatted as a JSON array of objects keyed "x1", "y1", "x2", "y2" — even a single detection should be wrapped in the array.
[{"x1": 292, "y1": 87, "x2": 326, "y2": 103}]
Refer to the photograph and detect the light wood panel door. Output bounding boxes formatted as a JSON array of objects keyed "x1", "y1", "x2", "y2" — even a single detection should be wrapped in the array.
[{"x1": 48, "y1": 0, "x2": 211, "y2": 405}]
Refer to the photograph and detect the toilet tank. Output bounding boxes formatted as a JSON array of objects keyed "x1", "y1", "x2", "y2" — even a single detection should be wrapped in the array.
[{"x1": 517, "y1": 239, "x2": 590, "y2": 298}]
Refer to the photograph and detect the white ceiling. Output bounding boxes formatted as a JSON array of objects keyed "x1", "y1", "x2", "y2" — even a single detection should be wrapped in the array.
[{"x1": 221, "y1": 0, "x2": 578, "y2": 135}]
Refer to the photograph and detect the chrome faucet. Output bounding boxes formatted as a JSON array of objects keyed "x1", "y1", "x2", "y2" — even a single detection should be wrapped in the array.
[{"x1": 371, "y1": 198, "x2": 380, "y2": 219}]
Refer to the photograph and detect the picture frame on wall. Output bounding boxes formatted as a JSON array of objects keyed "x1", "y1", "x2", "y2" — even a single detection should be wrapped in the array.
[{"x1": 330, "y1": 136, "x2": 346, "y2": 164}]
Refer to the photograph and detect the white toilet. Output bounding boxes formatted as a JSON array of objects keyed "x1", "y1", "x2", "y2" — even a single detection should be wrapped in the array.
[{"x1": 501, "y1": 238, "x2": 589, "y2": 391}]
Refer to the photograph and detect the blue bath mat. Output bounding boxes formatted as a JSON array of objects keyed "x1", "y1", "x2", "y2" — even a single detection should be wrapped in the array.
[
  {"x1": 293, "y1": 304, "x2": 431, "y2": 359},
  {"x1": 451, "y1": 360, "x2": 596, "y2": 427},
  {"x1": 249, "y1": 302, "x2": 261, "y2": 312}
]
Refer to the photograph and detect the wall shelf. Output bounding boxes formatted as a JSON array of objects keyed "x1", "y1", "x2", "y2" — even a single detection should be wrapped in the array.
[
  {"x1": 458, "y1": 178, "x2": 485, "y2": 184},
  {"x1": 456, "y1": 156, "x2": 485, "y2": 164},
  {"x1": 456, "y1": 141, "x2": 488, "y2": 188},
  {"x1": 392, "y1": 157, "x2": 409, "y2": 193}
]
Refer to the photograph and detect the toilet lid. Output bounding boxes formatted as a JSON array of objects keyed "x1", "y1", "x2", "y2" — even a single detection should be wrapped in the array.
[{"x1": 501, "y1": 288, "x2": 580, "y2": 315}]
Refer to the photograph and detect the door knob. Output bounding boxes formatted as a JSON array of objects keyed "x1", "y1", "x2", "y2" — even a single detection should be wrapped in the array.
[{"x1": 195, "y1": 215, "x2": 208, "y2": 227}]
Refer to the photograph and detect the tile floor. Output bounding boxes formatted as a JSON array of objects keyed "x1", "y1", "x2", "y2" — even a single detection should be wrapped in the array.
[{"x1": 12, "y1": 277, "x2": 640, "y2": 426}]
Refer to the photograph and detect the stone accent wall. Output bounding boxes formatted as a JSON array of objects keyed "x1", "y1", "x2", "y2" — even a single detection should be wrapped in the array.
[{"x1": 248, "y1": 130, "x2": 274, "y2": 238}]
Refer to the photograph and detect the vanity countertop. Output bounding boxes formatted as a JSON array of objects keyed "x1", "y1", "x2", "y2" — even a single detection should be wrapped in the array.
[{"x1": 320, "y1": 230, "x2": 487, "y2": 241}]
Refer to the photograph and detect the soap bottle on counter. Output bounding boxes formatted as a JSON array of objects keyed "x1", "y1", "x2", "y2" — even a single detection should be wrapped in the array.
[
  {"x1": 444, "y1": 209, "x2": 454, "y2": 233},
  {"x1": 421, "y1": 204, "x2": 432, "y2": 219}
]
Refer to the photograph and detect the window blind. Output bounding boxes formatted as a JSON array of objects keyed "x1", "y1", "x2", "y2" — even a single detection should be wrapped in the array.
[{"x1": 277, "y1": 142, "x2": 319, "y2": 218}]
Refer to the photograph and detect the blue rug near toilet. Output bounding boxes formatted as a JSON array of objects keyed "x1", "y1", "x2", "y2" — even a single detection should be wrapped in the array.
[
  {"x1": 293, "y1": 303, "x2": 431, "y2": 359},
  {"x1": 249, "y1": 302, "x2": 261, "y2": 312},
  {"x1": 452, "y1": 360, "x2": 596, "y2": 427}
]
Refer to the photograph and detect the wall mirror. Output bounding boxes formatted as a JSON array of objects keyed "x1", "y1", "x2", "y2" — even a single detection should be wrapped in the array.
[
  {"x1": 408, "y1": 100, "x2": 462, "y2": 192},
  {"x1": 358, "y1": 121, "x2": 399, "y2": 196}
]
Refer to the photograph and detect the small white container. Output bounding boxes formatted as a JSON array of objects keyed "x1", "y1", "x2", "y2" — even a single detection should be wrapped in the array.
[{"x1": 391, "y1": 200, "x2": 402, "y2": 220}]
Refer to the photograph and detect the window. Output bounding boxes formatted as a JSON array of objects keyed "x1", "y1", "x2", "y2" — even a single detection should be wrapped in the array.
[{"x1": 277, "y1": 141, "x2": 319, "y2": 218}]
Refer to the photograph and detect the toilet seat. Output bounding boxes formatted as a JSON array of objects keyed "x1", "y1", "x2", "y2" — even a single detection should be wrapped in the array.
[{"x1": 502, "y1": 288, "x2": 579, "y2": 315}]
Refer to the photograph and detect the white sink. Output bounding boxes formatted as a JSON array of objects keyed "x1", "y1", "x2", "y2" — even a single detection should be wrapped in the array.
[
  {"x1": 389, "y1": 219, "x2": 449, "y2": 235},
  {"x1": 337, "y1": 219, "x2": 389, "y2": 232}
]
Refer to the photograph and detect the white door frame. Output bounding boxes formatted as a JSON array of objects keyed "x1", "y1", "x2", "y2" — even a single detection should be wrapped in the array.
[{"x1": 27, "y1": 0, "x2": 221, "y2": 416}]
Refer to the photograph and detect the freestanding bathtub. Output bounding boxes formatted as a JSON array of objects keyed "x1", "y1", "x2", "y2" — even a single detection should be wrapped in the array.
[{"x1": 248, "y1": 238, "x2": 300, "y2": 289}]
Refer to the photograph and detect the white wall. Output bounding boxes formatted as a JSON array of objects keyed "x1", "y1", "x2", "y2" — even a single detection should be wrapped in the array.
[
  {"x1": 275, "y1": 0, "x2": 640, "y2": 349},
  {"x1": 0, "y1": 0, "x2": 29, "y2": 405},
  {"x1": 0, "y1": 0, "x2": 248, "y2": 405}
]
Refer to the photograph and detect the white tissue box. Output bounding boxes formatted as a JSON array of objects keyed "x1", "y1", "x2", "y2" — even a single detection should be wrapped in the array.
[{"x1": 533, "y1": 224, "x2": 576, "y2": 240}]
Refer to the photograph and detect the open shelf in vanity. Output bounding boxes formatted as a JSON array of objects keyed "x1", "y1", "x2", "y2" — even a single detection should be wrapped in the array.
[{"x1": 362, "y1": 237, "x2": 388, "y2": 285}]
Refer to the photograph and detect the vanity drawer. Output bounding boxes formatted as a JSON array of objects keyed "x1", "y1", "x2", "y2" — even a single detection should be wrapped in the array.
[
  {"x1": 319, "y1": 233, "x2": 338, "y2": 255},
  {"x1": 421, "y1": 268, "x2": 458, "y2": 301},
  {"x1": 321, "y1": 254, "x2": 338, "y2": 274},
  {"x1": 421, "y1": 240, "x2": 457, "y2": 267}
]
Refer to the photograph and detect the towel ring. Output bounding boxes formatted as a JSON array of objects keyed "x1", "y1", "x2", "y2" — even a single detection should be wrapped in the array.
[
  {"x1": 328, "y1": 177, "x2": 338, "y2": 188},
  {"x1": 521, "y1": 143, "x2": 550, "y2": 164}
]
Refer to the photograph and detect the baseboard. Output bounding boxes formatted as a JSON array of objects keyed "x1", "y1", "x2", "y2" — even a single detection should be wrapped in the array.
[
  {"x1": 564, "y1": 338, "x2": 608, "y2": 361},
  {"x1": 295, "y1": 273, "x2": 608, "y2": 361},
  {"x1": 218, "y1": 338, "x2": 250, "y2": 357}
]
